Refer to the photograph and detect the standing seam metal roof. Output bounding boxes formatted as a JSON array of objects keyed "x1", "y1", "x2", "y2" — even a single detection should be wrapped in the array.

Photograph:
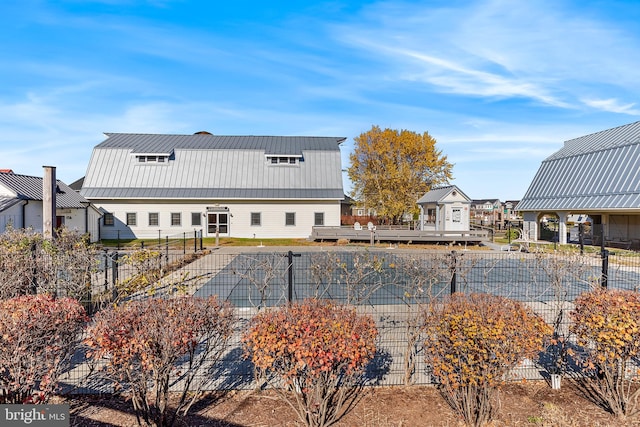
[
  {"x1": 518, "y1": 121, "x2": 640, "y2": 211},
  {"x1": 0, "y1": 173, "x2": 89, "y2": 209},
  {"x1": 81, "y1": 133, "x2": 346, "y2": 200}
]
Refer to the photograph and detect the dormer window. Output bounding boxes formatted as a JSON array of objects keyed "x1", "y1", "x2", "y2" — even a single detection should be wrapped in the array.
[
  {"x1": 137, "y1": 155, "x2": 169, "y2": 163},
  {"x1": 132, "y1": 149, "x2": 173, "y2": 164},
  {"x1": 266, "y1": 155, "x2": 302, "y2": 165}
]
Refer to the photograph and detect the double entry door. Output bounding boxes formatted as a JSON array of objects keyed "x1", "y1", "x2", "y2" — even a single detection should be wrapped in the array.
[{"x1": 207, "y1": 211, "x2": 228, "y2": 235}]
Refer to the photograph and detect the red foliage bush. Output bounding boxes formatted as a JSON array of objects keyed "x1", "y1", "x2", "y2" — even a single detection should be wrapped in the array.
[
  {"x1": 0, "y1": 294, "x2": 87, "y2": 403},
  {"x1": 85, "y1": 296, "x2": 235, "y2": 427},
  {"x1": 243, "y1": 298, "x2": 378, "y2": 427}
]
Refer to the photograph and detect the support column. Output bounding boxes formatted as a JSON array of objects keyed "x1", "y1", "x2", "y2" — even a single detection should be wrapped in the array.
[
  {"x1": 557, "y1": 212, "x2": 568, "y2": 245},
  {"x1": 43, "y1": 166, "x2": 56, "y2": 239}
]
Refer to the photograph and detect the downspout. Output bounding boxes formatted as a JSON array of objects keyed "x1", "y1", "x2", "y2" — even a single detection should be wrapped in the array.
[{"x1": 22, "y1": 200, "x2": 28, "y2": 228}]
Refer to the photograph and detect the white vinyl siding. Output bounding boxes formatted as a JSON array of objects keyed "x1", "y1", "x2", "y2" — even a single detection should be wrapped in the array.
[{"x1": 92, "y1": 201, "x2": 340, "y2": 239}]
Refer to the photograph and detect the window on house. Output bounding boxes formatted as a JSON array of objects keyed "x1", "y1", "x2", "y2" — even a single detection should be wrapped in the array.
[
  {"x1": 285, "y1": 212, "x2": 295, "y2": 226},
  {"x1": 126, "y1": 213, "x2": 137, "y2": 226},
  {"x1": 314, "y1": 212, "x2": 324, "y2": 226},
  {"x1": 191, "y1": 212, "x2": 201, "y2": 226},
  {"x1": 266, "y1": 156, "x2": 300, "y2": 165},
  {"x1": 149, "y1": 212, "x2": 159, "y2": 226},
  {"x1": 136, "y1": 155, "x2": 168, "y2": 163},
  {"x1": 452, "y1": 208, "x2": 462, "y2": 223},
  {"x1": 103, "y1": 213, "x2": 114, "y2": 226},
  {"x1": 171, "y1": 213, "x2": 181, "y2": 226},
  {"x1": 251, "y1": 212, "x2": 261, "y2": 226}
]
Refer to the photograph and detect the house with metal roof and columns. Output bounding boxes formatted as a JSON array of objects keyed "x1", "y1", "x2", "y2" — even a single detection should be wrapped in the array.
[
  {"x1": 517, "y1": 121, "x2": 640, "y2": 249},
  {"x1": 79, "y1": 132, "x2": 346, "y2": 240}
]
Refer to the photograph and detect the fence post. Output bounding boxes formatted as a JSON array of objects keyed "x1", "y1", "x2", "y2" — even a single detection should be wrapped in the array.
[
  {"x1": 450, "y1": 250, "x2": 457, "y2": 295},
  {"x1": 165, "y1": 236, "x2": 169, "y2": 264},
  {"x1": 183, "y1": 232, "x2": 186, "y2": 255},
  {"x1": 30, "y1": 242, "x2": 37, "y2": 294},
  {"x1": 103, "y1": 249, "x2": 109, "y2": 292},
  {"x1": 578, "y1": 223, "x2": 584, "y2": 255},
  {"x1": 112, "y1": 252, "x2": 118, "y2": 288},
  {"x1": 158, "y1": 230, "x2": 161, "y2": 248},
  {"x1": 199, "y1": 230, "x2": 203, "y2": 251},
  {"x1": 601, "y1": 249, "x2": 609, "y2": 289},
  {"x1": 286, "y1": 250, "x2": 302, "y2": 302}
]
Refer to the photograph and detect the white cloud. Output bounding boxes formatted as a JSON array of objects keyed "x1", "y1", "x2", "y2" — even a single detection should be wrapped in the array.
[{"x1": 581, "y1": 98, "x2": 640, "y2": 116}]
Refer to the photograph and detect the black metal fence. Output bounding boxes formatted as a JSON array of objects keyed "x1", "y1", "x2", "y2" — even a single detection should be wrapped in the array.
[{"x1": 57, "y1": 247, "x2": 640, "y2": 394}]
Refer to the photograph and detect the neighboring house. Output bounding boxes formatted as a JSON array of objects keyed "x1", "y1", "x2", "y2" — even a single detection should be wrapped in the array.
[
  {"x1": 0, "y1": 170, "x2": 100, "y2": 241},
  {"x1": 518, "y1": 121, "x2": 640, "y2": 246},
  {"x1": 80, "y1": 132, "x2": 346, "y2": 239},
  {"x1": 417, "y1": 185, "x2": 471, "y2": 231},
  {"x1": 470, "y1": 198, "x2": 503, "y2": 228},
  {"x1": 503, "y1": 200, "x2": 520, "y2": 223}
]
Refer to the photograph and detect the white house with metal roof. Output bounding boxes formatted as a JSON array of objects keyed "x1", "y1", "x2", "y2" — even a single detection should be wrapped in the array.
[
  {"x1": 80, "y1": 132, "x2": 346, "y2": 240},
  {"x1": 417, "y1": 185, "x2": 471, "y2": 231},
  {"x1": 0, "y1": 170, "x2": 100, "y2": 241},
  {"x1": 518, "y1": 121, "x2": 640, "y2": 247}
]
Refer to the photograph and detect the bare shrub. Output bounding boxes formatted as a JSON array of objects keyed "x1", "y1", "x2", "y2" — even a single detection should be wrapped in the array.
[
  {"x1": 0, "y1": 227, "x2": 98, "y2": 300},
  {"x1": 0, "y1": 294, "x2": 87, "y2": 403},
  {"x1": 243, "y1": 299, "x2": 378, "y2": 427},
  {"x1": 423, "y1": 293, "x2": 551, "y2": 427},
  {"x1": 85, "y1": 296, "x2": 236, "y2": 427}
]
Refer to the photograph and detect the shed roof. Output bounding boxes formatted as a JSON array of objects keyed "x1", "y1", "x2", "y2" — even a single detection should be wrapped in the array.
[
  {"x1": 0, "y1": 172, "x2": 90, "y2": 209},
  {"x1": 417, "y1": 185, "x2": 470, "y2": 204},
  {"x1": 518, "y1": 121, "x2": 640, "y2": 211}
]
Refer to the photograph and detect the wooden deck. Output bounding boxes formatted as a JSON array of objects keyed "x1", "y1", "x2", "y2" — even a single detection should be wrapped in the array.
[{"x1": 310, "y1": 227, "x2": 489, "y2": 244}]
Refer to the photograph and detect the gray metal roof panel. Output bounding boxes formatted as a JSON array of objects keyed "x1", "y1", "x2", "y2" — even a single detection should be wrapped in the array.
[
  {"x1": 0, "y1": 173, "x2": 89, "y2": 209},
  {"x1": 417, "y1": 185, "x2": 470, "y2": 204},
  {"x1": 81, "y1": 188, "x2": 344, "y2": 200},
  {"x1": 82, "y1": 139, "x2": 344, "y2": 199},
  {"x1": 99, "y1": 133, "x2": 345, "y2": 155},
  {"x1": 519, "y1": 122, "x2": 640, "y2": 211},
  {"x1": 0, "y1": 196, "x2": 21, "y2": 212}
]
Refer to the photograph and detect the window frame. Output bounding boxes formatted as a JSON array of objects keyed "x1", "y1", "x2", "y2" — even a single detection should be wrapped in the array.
[
  {"x1": 285, "y1": 212, "x2": 296, "y2": 226},
  {"x1": 314, "y1": 212, "x2": 325, "y2": 226},
  {"x1": 251, "y1": 212, "x2": 261, "y2": 226},
  {"x1": 171, "y1": 212, "x2": 182, "y2": 226},
  {"x1": 148, "y1": 212, "x2": 159, "y2": 227},
  {"x1": 103, "y1": 213, "x2": 114, "y2": 226},
  {"x1": 126, "y1": 212, "x2": 137, "y2": 226},
  {"x1": 191, "y1": 212, "x2": 201, "y2": 226}
]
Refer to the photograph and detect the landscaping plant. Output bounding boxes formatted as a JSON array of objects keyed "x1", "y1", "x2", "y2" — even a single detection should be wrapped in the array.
[
  {"x1": 570, "y1": 288, "x2": 640, "y2": 417},
  {"x1": 243, "y1": 298, "x2": 378, "y2": 427},
  {"x1": 0, "y1": 294, "x2": 87, "y2": 403},
  {"x1": 422, "y1": 293, "x2": 551, "y2": 427},
  {"x1": 85, "y1": 296, "x2": 235, "y2": 427},
  {"x1": 0, "y1": 227, "x2": 98, "y2": 300}
]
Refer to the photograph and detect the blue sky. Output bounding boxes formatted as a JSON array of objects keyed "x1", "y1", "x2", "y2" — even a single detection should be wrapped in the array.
[{"x1": 2, "y1": 0, "x2": 640, "y2": 201}]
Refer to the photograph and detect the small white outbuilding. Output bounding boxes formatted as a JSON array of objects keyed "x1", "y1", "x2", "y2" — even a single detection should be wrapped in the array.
[{"x1": 417, "y1": 185, "x2": 471, "y2": 231}]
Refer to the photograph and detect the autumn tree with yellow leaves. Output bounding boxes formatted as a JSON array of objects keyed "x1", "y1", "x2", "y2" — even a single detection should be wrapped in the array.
[{"x1": 347, "y1": 126, "x2": 453, "y2": 224}]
